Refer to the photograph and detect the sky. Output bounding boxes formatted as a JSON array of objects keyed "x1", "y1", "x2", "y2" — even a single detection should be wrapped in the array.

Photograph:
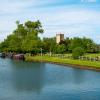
[{"x1": 0, "y1": 0, "x2": 100, "y2": 43}]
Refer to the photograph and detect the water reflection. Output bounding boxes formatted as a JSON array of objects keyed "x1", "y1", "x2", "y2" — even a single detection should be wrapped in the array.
[
  {"x1": 1, "y1": 58, "x2": 100, "y2": 100},
  {"x1": 72, "y1": 68, "x2": 85, "y2": 84},
  {"x1": 11, "y1": 61, "x2": 45, "y2": 93}
]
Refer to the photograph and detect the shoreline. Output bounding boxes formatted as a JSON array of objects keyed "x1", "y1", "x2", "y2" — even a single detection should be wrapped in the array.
[{"x1": 25, "y1": 56, "x2": 100, "y2": 72}]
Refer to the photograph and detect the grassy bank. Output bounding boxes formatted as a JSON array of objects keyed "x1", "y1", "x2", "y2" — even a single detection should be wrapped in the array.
[{"x1": 25, "y1": 55, "x2": 100, "y2": 71}]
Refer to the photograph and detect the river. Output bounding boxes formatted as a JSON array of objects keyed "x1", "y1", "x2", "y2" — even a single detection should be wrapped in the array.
[{"x1": 0, "y1": 58, "x2": 100, "y2": 100}]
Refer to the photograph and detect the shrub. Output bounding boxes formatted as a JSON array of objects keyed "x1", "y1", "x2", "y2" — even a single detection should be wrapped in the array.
[{"x1": 72, "y1": 47, "x2": 85, "y2": 59}]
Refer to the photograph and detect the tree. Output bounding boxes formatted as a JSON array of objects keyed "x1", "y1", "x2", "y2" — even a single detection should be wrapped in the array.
[
  {"x1": 53, "y1": 44, "x2": 66, "y2": 54},
  {"x1": 25, "y1": 20, "x2": 44, "y2": 36},
  {"x1": 72, "y1": 47, "x2": 85, "y2": 59},
  {"x1": 82, "y1": 37, "x2": 96, "y2": 53},
  {"x1": 0, "y1": 20, "x2": 44, "y2": 53},
  {"x1": 21, "y1": 34, "x2": 42, "y2": 53},
  {"x1": 14, "y1": 24, "x2": 27, "y2": 39},
  {"x1": 68, "y1": 37, "x2": 83, "y2": 52},
  {"x1": 62, "y1": 37, "x2": 71, "y2": 53},
  {"x1": 16, "y1": 20, "x2": 20, "y2": 26},
  {"x1": 42, "y1": 37, "x2": 56, "y2": 53}
]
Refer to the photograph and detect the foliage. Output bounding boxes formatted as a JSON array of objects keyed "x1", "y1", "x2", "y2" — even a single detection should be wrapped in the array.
[
  {"x1": 42, "y1": 37, "x2": 56, "y2": 53},
  {"x1": 72, "y1": 47, "x2": 85, "y2": 59},
  {"x1": 0, "y1": 20, "x2": 44, "y2": 53},
  {"x1": 0, "y1": 20, "x2": 99, "y2": 54},
  {"x1": 42, "y1": 37, "x2": 99, "y2": 54},
  {"x1": 54, "y1": 44, "x2": 66, "y2": 54}
]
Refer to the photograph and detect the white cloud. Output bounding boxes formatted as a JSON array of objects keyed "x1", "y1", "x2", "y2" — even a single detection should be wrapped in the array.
[{"x1": 0, "y1": 0, "x2": 100, "y2": 43}]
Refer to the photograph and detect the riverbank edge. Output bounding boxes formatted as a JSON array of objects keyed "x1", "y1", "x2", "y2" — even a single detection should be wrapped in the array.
[{"x1": 25, "y1": 56, "x2": 100, "y2": 72}]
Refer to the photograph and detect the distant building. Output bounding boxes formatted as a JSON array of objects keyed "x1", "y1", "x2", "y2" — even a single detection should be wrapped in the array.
[{"x1": 56, "y1": 33, "x2": 64, "y2": 44}]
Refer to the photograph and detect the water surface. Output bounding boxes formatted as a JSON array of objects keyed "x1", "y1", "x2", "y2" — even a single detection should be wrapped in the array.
[{"x1": 0, "y1": 58, "x2": 100, "y2": 100}]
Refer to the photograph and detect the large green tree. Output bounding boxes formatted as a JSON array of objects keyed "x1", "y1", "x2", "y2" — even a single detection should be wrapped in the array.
[
  {"x1": 0, "y1": 20, "x2": 44, "y2": 53},
  {"x1": 42, "y1": 37, "x2": 56, "y2": 53}
]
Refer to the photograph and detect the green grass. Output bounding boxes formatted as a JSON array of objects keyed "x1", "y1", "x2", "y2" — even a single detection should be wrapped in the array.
[
  {"x1": 45, "y1": 53, "x2": 100, "y2": 58},
  {"x1": 64, "y1": 53, "x2": 100, "y2": 58},
  {"x1": 25, "y1": 55, "x2": 100, "y2": 69},
  {"x1": 43, "y1": 53, "x2": 100, "y2": 58},
  {"x1": 86, "y1": 53, "x2": 100, "y2": 58}
]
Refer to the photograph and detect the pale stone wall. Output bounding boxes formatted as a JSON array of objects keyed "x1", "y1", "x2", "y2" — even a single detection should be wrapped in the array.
[{"x1": 56, "y1": 34, "x2": 64, "y2": 44}]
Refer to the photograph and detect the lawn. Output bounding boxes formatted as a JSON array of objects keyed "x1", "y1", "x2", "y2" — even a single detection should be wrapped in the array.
[
  {"x1": 64, "y1": 53, "x2": 100, "y2": 58},
  {"x1": 25, "y1": 55, "x2": 100, "y2": 70},
  {"x1": 45, "y1": 53, "x2": 100, "y2": 58},
  {"x1": 86, "y1": 53, "x2": 100, "y2": 58}
]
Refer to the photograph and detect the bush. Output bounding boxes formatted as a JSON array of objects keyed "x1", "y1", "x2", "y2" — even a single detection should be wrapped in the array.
[
  {"x1": 54, "y1": 44, "x2": 66, "y2": 54},
  {"x1": 72, "y1": 47, "x2": 85, "y2": 59}
]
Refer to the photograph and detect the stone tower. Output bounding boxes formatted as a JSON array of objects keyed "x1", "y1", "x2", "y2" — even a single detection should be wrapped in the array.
[{"x1": 56, "y1": 33, "x2": 64, "y2": 44}]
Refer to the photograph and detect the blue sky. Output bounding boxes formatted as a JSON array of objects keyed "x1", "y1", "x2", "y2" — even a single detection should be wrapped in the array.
[{"x1": 0, "y1": 0, "x2": 100, "y2": 43}]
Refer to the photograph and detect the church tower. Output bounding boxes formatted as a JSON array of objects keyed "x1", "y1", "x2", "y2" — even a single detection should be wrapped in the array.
[{"x1": 56, "y1": 33, "x2": 64, "y2": 44}]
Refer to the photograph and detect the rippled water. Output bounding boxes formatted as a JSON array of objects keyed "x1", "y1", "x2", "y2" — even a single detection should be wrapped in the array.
[{"x1": 0, "y1": 58, "x2": 100, "y2": 100}]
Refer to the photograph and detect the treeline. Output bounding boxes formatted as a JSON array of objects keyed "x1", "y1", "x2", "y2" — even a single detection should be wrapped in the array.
[
  {"x1": 0, "y1": 20, "x2": 100, "y2": 56},
  {"x1": 42, "y1": 37, "x2": 100, "y2": 54}
]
